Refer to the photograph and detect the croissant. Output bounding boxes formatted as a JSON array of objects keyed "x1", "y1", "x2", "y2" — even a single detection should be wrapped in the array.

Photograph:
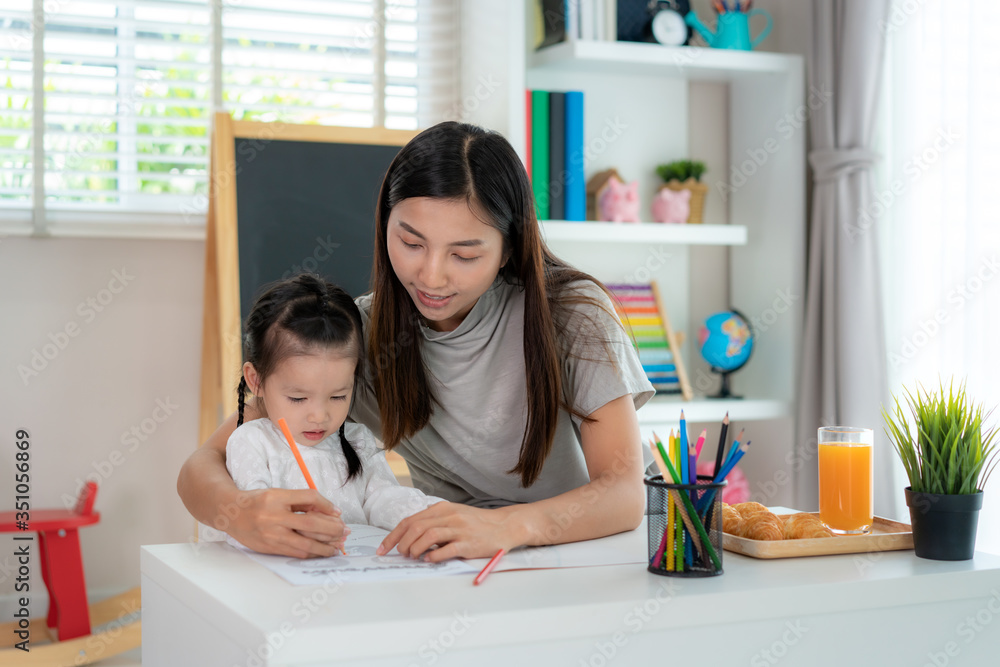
[
  {"x1": 782, "y1": 513, "x2": 834, "y2": 539},
  {"x1": 721, "y1": 503, "x2": 744, "y2": 535},
  {"x1": 733, "y1": 501, "x2": 770, "y2": 518},
  {"x1": 740, "y1": 510, "x2": 784, "y2": 541}
]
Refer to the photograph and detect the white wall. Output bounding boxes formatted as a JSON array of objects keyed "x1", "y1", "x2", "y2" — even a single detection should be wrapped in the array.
[{"x1": 0, "y1": 236, "x2": 204, "y2": 603}]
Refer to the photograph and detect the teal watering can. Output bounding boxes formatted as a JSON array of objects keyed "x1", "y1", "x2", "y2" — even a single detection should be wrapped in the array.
[{"x1": 685, "y1": 8, "x2": 772, "y2": 51}]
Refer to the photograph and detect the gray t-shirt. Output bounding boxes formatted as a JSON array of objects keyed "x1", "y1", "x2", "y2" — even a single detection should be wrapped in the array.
[{"x1": 350, "y1": 279, "x2": 654, "y2": 508}]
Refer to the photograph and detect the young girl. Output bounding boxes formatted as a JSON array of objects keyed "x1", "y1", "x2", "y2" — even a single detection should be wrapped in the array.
[
  {"x1": 224, "y1": 273, "x2": 443, "y2": 551},
  {"x1": 179, "y1": 122, "x2": 652, "y2": 561}
]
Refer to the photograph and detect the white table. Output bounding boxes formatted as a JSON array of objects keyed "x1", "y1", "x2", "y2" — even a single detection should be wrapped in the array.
[{"x1": 141, "y1": 521, "x2": 1000, "y2": 667}]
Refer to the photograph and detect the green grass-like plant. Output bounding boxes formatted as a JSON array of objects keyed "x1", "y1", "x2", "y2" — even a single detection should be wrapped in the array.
[
  {"x1": 656, "y1": 159, "x2": 707, "y2": 183},
  {"x1": 882, "y1": 379, "x2": 999, "y2": 495}
]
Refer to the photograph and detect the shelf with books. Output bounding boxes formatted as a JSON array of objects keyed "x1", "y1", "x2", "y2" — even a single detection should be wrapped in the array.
[
  {"x1": 540, "y1": 221, "x2": 747, "y2": 246},
  {"x1": 530, "y1": 39, "x2": 801, "y2": 80},
  {"x1": 460, "y1": 0, "x2": 805, "y2": 505}
]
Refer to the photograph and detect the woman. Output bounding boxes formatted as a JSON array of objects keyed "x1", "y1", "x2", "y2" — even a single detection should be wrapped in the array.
[{"x1": 178, "y1": 122, "x2": 654, "y2": 560}]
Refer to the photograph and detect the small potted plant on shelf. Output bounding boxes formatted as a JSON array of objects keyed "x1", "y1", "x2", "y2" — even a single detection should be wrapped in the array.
[
  {"x1": 655, "y1": 160, "x2": 708, "y2": 224},
  {"x1": 882, "y1": 379, "x2": 999, "y2": 561}
]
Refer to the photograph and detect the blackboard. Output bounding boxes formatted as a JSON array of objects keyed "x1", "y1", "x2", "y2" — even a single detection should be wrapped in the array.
[
  {"x1": 234, "y1": 138, "x2": 402, "y2": 317},
  {"x1": 199, "y1": 114, "x2": 417, "y2": 442}
]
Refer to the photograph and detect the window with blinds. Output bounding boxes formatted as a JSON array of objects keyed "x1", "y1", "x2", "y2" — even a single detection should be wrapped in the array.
[
  {"x1": 0, "y1": 0, "x2": 459, "y2": 230},
  {"x1": 0, "y1": 1, "x2": 33, "y2": 208}
]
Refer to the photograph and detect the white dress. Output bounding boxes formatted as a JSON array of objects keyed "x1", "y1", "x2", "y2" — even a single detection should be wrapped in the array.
[{"x1": 225, "y1": 419, "x2": 443, "y2": 548}]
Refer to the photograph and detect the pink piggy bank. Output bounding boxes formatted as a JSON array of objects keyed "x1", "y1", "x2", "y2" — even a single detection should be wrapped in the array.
[
  {"x1": 652, "y1": 187, "x2": 691, "y2": 224},
  {"x1": 597, "y1": 176, "x2": 640, "y2": 223}
]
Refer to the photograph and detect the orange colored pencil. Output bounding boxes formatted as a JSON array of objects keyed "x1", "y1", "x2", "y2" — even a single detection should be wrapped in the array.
[{"x1": 277, "y1": 418, "x2": 317, "y2": 490}]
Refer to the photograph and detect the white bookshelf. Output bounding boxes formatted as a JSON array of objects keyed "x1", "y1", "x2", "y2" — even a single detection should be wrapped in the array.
[
  {"x1": 459, "y1": 1, "x2": 805, "y2": 432},
  {"x1": 529, "y1": 39, "x2": 800, "y2": 79},
  {"x1": 639, "y1": 395, "x2": 792, "y2": 424},
  {"x1": 540, "y1": 221, "x2": 747, "y2": 245}
]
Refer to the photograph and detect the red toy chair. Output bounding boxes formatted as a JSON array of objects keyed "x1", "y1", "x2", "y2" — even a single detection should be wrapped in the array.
[{"x1": 0, "y1": 482, "x2": 141, "y2": 665}]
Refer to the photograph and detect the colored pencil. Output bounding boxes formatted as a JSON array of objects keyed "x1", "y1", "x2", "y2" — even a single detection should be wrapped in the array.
[
  {"x1": 698, "y1": 441, "x2": 752, "y2": 514},
  {"x1": 666, "y1": 479, "x2": 676, "y2": 570},
  {"x1": 694, "y1": 429, "x2": 707, "y2": 460},
  {"x1": 277, "y1": 418, "x2": 317, "y2": 490},
  {"x1": 713, "y1": 412, "x2": 730, "y2": 478},
  {"x1": 679, "y1": 411, "x2": 688, "y2": 469},
  {"x1": 716, "y1": 441, "x2": 750, "y2": 484},
  {"x1": 724, "y1": 428, "x2": 746, "y2": 468},
  {"x1": 647, "y1": 439, "x2": 674, "y2": 569},
  {"x1": 474, "y1": 548, "x2": 505, "y2": 585}
]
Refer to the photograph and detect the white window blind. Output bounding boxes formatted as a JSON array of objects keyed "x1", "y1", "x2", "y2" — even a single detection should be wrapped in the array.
[
  {"x1": 0, "y1": 0, "x2": 459, "y2": 235},
  {"x1": 0, "y1": 1, "x2": 34, "y2": 211}
]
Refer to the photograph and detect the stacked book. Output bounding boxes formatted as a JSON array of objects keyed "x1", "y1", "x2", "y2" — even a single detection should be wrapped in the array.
[
  {"x1": 536, "y1": 0, "x2": 618, "y2": 48},
  {"x1": 526, "y1": 89, "x2": 585, "y2": 221}
]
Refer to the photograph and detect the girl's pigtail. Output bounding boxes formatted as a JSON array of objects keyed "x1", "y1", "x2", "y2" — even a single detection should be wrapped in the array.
[
  {"x1": 236, "y1": 376, "x2": 248, "y2": 427},
  {"x1": 339, "y1": 423, "x2": 362, "y2": 481}
]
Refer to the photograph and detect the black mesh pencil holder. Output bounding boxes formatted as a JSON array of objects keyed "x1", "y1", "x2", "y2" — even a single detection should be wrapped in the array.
[{"x1": 645, "y1": 474, "x2": 726, "y2": 577}]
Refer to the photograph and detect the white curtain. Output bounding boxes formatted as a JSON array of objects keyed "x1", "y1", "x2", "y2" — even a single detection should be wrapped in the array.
[{"x1": 880, "y1": 0, "x2": 1000, "y2": 554}]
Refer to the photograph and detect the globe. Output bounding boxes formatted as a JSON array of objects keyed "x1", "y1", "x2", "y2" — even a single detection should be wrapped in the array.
[{"x1": 698, "y1": 310, "x2": 754, "y2": 398}]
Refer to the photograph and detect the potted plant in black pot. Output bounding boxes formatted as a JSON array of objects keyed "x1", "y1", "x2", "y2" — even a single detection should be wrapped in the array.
[{"x1": 883, "y1": 379, "x2": 999, "y2": 560}]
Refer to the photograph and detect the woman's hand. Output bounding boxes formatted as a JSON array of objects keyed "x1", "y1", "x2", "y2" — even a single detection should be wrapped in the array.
[
  {"x1": 228, "y1": 488, "x2": 350, "y2": 558},
  {"x1": 376, "y1": 502, "x2": 520, "y2": 562}
]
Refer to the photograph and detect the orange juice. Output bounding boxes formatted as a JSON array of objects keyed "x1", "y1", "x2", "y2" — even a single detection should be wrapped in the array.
[{"x1": 818, "y1": 442, "x2": 873, "y2": 534}]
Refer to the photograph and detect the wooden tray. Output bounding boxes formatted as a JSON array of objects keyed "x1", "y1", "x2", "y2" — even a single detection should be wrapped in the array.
[{"x1": 722, "y1": 514, "x2": 913, "y2": 559}]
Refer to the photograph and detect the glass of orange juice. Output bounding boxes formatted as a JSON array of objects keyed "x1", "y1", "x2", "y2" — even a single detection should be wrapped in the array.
[{"x1": 818, "y1": 427, "x2": 874, "y2": 534}]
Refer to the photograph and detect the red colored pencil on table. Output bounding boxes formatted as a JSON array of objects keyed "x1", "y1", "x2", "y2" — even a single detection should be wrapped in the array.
[{"x1": 474, "y1": 548, "x2": 505, "y2": 585}]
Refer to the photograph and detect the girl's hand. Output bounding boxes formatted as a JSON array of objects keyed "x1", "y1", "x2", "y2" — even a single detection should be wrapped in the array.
[
  {"x1": 376, "y1": 502, "x2": 519, "y2": 562},
  {"x1": 229, "y1": 488, "x2": 349, "y2": 558}
]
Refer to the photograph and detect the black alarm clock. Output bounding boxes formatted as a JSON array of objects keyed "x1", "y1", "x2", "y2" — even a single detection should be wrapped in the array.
[
  {"x1": 648, "y1": 1, "x2": 689, "y2": 46},
  {"x1": 617, "y1": 0, "x2": 691, "y2": 46}
]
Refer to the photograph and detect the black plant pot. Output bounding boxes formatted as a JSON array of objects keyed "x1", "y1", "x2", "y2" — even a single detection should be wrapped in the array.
[{"x1": 904, "y1": 487, "x2": 984, "y2": 561}]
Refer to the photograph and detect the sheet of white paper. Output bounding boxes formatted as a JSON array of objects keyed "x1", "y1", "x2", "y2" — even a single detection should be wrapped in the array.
[
  {"x1": 463, "y1": 526, "x2": 646, "y2": 572},
  {"x1": 242, "y1": 524, "x2": 478, "y2": 585},
  {"x1": 241, "y1": 523, "x2": 647, "y2": 585}
]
